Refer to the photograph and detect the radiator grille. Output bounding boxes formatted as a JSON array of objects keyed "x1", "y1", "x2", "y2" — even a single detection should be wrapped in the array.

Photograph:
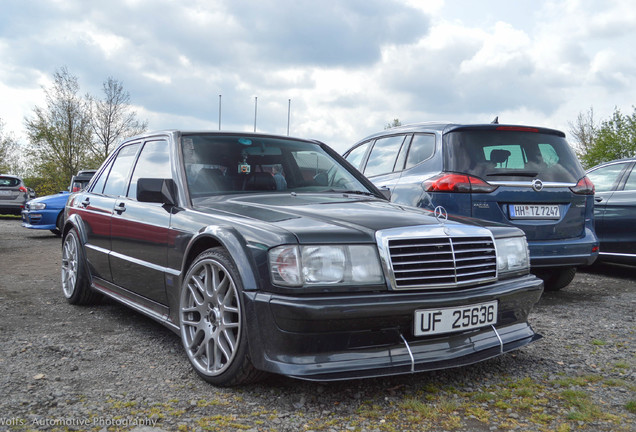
[{"x1": 388, "y1": 236, "x2": 497, "y2": 289}]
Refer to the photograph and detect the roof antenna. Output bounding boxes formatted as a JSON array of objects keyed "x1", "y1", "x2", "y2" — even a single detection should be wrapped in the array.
[{"x1": 491, "y1": 116, "x2": 499, "y2": 124}]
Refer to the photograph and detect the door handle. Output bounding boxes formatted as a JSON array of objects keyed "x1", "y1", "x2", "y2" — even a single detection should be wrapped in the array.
[
  {"x1": 80, "y1": 197, "x2": 90, "y2": 208},
  {"x1": 114, "y1": 202, "x2": 126, "y2": 214},
  {"x1": 594, "y1": 197, "x2": 603, "y2": 203}
]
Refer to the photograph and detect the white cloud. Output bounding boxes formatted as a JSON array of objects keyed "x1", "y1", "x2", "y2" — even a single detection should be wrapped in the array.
[{"x1": 0, "y1": 0, "x2": 635, "y2": 154}]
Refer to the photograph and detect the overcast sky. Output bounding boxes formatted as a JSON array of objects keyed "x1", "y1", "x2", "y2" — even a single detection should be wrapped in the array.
[{"x1": 1, "y1": 0, "x2": 635, "y2": 153}]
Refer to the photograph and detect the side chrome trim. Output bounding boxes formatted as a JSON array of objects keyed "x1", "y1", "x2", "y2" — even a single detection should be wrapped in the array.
[{"x1": 109, "y1": 249, "x2": 181, "y2": 276}]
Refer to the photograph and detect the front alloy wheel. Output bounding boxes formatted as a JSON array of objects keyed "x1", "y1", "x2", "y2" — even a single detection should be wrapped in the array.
[{"x1": 180, "y1": 248, "x2": 262, "y2": 386}]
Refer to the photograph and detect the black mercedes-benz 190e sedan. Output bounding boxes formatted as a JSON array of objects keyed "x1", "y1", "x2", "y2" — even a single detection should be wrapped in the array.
[{"x1": 61, "y1": 131, "x2": 543, "y2": 386}]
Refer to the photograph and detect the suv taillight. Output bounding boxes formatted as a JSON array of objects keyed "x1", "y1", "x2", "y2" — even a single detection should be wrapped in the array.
[
  {"x1": 423, "y1": 173, "x2": 498, "y2": 193},
  {"x1": 19, "y1": 186, "x2": 28, "y2": 194},
  {"x1": 570, "y1": 176, "x2": 595, "y2": 195}
]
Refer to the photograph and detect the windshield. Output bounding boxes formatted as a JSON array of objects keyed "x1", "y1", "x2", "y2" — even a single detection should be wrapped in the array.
[
  {"x1": 444, "y1": 130, "x2": 584, "y2": 182},
  {"x1": 181, "y1": 134, "x2": 372, "y2": 200}
]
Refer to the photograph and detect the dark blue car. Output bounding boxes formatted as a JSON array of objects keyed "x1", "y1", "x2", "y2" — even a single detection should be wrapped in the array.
[
  {"x1": 344, "y1": 122, "x2": 599, "y2": 290},
  {"x1": 586, "y1": 157, "x2": 636, "y2": 264},
  {"x1": 22, "y1": 170, "x2": 96, "y2": 236}
]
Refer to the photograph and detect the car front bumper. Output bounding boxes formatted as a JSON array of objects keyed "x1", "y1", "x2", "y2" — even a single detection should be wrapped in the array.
[
  {"x1": 244, "y1": 274, "x2": 543, "y2": 381},
  {"x1": 21, "y1": 209, "x2": 59, "y2": 230}
]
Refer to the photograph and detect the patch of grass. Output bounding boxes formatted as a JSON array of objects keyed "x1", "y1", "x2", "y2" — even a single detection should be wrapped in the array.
[
  {"x1": 552, "y1": 374, "x2": 603, "y2": 388},
  {"x1": 614, "y1": 361, "x2": 629, "y2": 370},
  {"x1": 465, "y1": 406, "x2": 491, "y2": 422},
  {"x1": 626, "y1": 400, "x2": 636, "y2": 414},
  {"x1": 591, "y1": 339, "x2": 607, "y2": 346}
]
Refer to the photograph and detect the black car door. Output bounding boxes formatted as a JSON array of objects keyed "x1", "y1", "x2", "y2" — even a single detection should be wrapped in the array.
[{"x1": 109, "y1": 139, "x2": 173, "y2": 305}]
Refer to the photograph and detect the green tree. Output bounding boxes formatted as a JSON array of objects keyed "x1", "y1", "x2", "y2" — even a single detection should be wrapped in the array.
[
  {"x1": 24, "y1": 67, "x2": 92, "y2": 191},
  {"x1": 88, "y1": 77, "x2": 148, "y2": 166},
  {"x1": 576, "y1": 107, "x2": 636, "y2": 168},
  {"x1": 385, "y1": 118, "x2": 402, "y2": 129},
  {"x1": 0, "y1": 119, "x2": 20, "y2": 174}
]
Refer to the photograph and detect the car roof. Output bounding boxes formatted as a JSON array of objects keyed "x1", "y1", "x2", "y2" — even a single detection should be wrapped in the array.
[
  {"x1": 354, "y1": 121, "x2": 566, "y2": 144},
  {"x1": 0, "y1": 174, "x2": 22, "y2": 179},
  {"x1": 122, "y1": 130, "x2": 323, "y2": 145},
  {"x1": 587, "y1": 157, "x2": 636, "y2": 170}
]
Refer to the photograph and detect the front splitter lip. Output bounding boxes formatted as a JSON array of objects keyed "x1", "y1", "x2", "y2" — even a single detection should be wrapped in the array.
[{"x1": 274, "y1": 323, "x2": 541, "y2": 382}]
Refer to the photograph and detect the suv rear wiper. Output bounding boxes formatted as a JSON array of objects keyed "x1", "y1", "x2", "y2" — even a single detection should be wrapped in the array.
[{"x1": 487, "y1": 171, "x2": 538, "y2": 177}]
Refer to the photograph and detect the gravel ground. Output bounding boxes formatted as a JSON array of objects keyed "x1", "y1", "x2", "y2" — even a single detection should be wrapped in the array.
[{"x1": 0, "y1": 216, "x2": 634, "y2": 432}]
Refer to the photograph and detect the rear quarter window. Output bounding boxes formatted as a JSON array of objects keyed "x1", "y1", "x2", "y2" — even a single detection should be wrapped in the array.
[{"x1": 444, "y1": 130, "x2": 583, "y2": 183}]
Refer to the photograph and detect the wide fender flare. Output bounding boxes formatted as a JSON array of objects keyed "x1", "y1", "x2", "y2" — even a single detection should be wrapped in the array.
[
  {"x1": 181, "y1": 225, "x2": 260, "y2": 292},
  {"x1": 63, "y1": 212, "x2": 88, "y2": 245}
]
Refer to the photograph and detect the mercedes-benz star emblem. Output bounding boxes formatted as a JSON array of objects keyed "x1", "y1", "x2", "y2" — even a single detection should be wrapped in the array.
[
  {"x1": 532, "y1": 179, "x2": 544, "y2": 192},
  {"x1": 434, "y1": 205, "x2": 448, "y2": 225}
]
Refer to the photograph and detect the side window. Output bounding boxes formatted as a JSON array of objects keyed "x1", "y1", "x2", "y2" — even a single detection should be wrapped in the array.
[
  {"x1": 587, "y1": 163, "x2": 628, "y2": 193},
  {"x1": 127, "y1": 140, "x2": 171, "y2": 199},
  {"x1": 363, "y1": 135, "x2": 406, "y2": 177},
  {"x1": 622, "y1": 165, "x2": 636, "y2": 191},
  {"x1": 90, "y1": 161, "x2": 114, "y2": 195},
  {"x1": 345, "y1": 141, "x2": 372, "y2": 170},
  {"x1": 102, "y1": 143, "x2": 142, "y2": 196},
  {"x1": 405, "y1": 134, "x2": 435, "y2": 169}
]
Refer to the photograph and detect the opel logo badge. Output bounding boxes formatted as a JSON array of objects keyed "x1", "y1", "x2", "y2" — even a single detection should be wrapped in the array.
[
  {"x1": 532, "y1": 179, "x2": 544, "y2": 192},
  {"x1": 434, "y1": 205, "x2": 448, "y2": 225}
]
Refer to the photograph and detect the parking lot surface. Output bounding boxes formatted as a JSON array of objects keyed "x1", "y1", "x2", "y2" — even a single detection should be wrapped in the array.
[{"x1": 0, "y1": 217, "x2": 634, "y2": 431}]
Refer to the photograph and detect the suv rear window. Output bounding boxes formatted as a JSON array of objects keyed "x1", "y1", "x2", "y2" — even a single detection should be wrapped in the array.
[
  {"x1": 0, "y1": 177, "x2": 20, "y2": 187},
  {"x1": 444, "y1": 130, "x2": 583, "y2": 183}
]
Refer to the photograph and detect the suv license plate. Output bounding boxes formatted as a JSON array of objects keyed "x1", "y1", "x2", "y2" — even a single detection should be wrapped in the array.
[
  {"x1": 414, "y1": 301, "x2": 498, "y2": 337},
  {"x1": 510, "y1": 204, "x2": 560, "y2": 219}
]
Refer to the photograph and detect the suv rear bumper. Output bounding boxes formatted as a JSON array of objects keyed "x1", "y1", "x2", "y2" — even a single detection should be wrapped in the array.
[
  {"x1": 528, "y1": 227, "x2": 598, "y2": 267},
  {"x1": 243, "y1": 275, "x2": 543, "y2": 381}
]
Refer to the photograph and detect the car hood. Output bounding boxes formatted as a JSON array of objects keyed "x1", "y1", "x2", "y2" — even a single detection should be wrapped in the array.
[
  {"x1": 194, "y1": 193, "x2": 499, "y2": 243},
  {"x1": 29, "y1": 191, "x2": 70, "y2": 206}
]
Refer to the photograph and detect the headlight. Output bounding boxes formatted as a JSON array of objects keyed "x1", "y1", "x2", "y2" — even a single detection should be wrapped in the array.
[
  {"x1": 30, "y1": 202, "x2": 46, "y2": 210},
  {"x1": 495, "y1": 236, "x2": 530, "y2": 275},
  {"x1": 269, "y1": 245, "x2": 384, "y2": 287}
]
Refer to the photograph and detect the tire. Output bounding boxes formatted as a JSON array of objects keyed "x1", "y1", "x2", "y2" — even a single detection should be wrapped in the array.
[
  {"x1": 61, "y1": 228, "x2": 101, "y2": 305},
  {"x1": 180, "y1": 247, "x2": 265, "y2": 386},
  {"x1": 532, "y1": 266, "x2": 577, "y2": 291}
]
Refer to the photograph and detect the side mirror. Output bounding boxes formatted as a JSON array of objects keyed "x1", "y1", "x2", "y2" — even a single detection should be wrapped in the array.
[
  {"x1": 137, "y1": 178, "x2": 177, "y2": 206},
  {"x1": 379, "y1": 186, "x2": 391, "y2": 200}
]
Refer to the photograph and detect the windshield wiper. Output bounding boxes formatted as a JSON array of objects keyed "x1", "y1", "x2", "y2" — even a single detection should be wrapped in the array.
[
  {"x1": 487, "y1": 171, "x2": 538, "y2": 177},
  {"x1": 323, "y1": 189, "x2": 376, "y2": 196}
]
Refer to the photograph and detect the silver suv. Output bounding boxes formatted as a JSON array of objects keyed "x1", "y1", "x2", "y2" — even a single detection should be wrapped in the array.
[{"x1": 0, "y1": 174, "x2": 29, "y2": 215}]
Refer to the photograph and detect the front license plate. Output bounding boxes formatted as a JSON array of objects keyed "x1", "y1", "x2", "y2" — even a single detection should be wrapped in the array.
[
  {"x1": 414, "y1": 301, "x2": 498, "y2": 336},
  {"x1": 510, "y1": 204, "x2": 560, "y2": 219}
]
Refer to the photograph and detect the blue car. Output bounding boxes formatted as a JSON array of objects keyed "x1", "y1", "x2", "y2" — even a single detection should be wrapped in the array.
[
  {"x1": 22, "y1": 170, "x2": 95, "y2": 236},
  {"x1": 344, "y1": 122, "x2": 599, "y2": 290},
  {"x1": 21, "y1": 191, "x2": 71, "y2": 236},
  {"x1": 586, "y1": 157, "x2": 636, "y2": 264}
]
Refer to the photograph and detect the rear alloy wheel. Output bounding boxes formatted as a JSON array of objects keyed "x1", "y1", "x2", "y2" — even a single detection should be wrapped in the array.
[
  {"x1": 533, "y1": 266, "x2": 577, "y2": 291},
  {"x1": 180, "y1": 248, "x2": 263, "y2": 386},
  {"x1": 61, "y1": 228, "x2": 100, "y2": 304}
]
